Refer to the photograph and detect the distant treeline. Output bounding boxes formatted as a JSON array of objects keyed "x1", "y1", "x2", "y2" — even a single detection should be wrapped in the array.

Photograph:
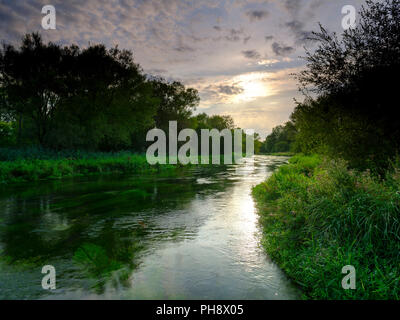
[
  {"x1": 0, "y1": 33, "x2": 235, "y2": 153},
  {"x1": 261, "y1": 0, "x2": 400, "y2": 172},
  {"x1": 260, "y1": 121, "x2": 296, "y2": 154}
]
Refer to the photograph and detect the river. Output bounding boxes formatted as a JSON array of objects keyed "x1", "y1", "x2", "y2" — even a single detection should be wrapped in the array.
[{"x1": 0, "y1": 155, "x2": 300, "y2": 300}]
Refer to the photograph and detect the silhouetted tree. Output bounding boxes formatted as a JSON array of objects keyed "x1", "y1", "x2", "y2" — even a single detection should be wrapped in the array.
[{"x1": 293, "y1": 0, "x2": 400, "y2": 170}]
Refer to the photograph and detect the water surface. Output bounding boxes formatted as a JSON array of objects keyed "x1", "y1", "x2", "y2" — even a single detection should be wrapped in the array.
[{"x1": 0, "y1": 155, "x2": 300, "y2": 299}]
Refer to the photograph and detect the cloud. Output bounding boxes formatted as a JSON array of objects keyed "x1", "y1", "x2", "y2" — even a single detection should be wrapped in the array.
[
  {"x1": 224, "y1": 28, "x2": 244, "y2": 42},
  {"x1": 200, "y1": 82, "x2": 244, "y2": 104},
  {"x1": 242, "y1": 50, "x2": 261, "y2": 59},
  {"x1": 145, "y1": 68, "x2": 168, "y2": 75},
  {"x1": 283, "y1": 0, "x2": 303, "y2": 15},
  {"x1": 245, "y1": 10, "x2": 269, "y2": 22},
  {"x1": 174, "y1": 45, "x2": 195, "y2": 52},
  {"x1": 285, "y1": 20, "x2": 313, "y2": 45},
  {"x1": 216, "y1": 84, "x2": 244, "y2": 95},
  {"x1": 265, "y1": 35, "x2": 274, "y2": 42},
  {"x1": 271, "y1": 42, "x2": 295, "y2": 56},
  {"x1": 243, "y1": 36, "x2": 251, "y2": 44}
]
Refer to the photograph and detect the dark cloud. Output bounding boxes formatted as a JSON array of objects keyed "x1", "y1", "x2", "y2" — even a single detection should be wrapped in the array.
[
  {"x1": 265, "y1": 35, "x2": 274, "y2": 42},
  {"x1": 283, "y1": 0, "x2": 302, "y2": 15},
  {"x1": 211, "y1": 27, "x2": 251, "y2": 43},
  {"x1": 243, "y1": 36, "x2": 251, "y2": 44},
  {"x1": 285, "y1": 20, "x2": 313, "y2": 45},
  {"x1": 271, "y1": 42, "x2": 294, "y2": 56},
  {"x1": 174, "y1": 45, "x2": 195, "y2": 52},
  {"x1": 201, "y1": 83, "x2": 244, "y2": 102},
  {"x1": 216, "y1": 85, "x2": 243, "y2": 95},
  {"x1": 242, "y1": 50, "x2": 261, "y2": 59},
  {"x1": 224, "y1": 28, "x2": 244, "y2": 42},
  {"x1": 245, "y1": 10, "x2": 269, "y2": 22}
]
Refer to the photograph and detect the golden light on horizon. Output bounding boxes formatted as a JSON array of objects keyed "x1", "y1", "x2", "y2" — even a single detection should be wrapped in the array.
[{"x1": 232, "y1": 72, "x2": 271, "y2": 103}]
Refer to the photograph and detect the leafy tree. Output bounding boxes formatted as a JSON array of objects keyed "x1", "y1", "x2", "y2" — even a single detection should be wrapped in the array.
[
  {"x1": 47, "y1": 44, "x2": 158, "y2": 150},
  {"x1": 0, "y1": 33, "x2": 65, "y2": 145},
  {"x1": 151, "y1": 79, "x2": 200, "y2": 132},
  {"x1": 261, "y1": 121, "x2": 297, "y2": 154},
  {"x1": 293, "y1": 0, "x2": 400, "y2": 170}
]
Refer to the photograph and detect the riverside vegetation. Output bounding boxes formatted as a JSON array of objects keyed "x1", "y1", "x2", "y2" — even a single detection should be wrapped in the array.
[
  {"x1": 253, "y1": 1, "x2": 400, "y2": 299},
  {"x1": 253, "y1": 155, "x2": 400, "y2": 299},
  {"x1": 0, "y1": 148, "x2": 174, "y2": 184}
]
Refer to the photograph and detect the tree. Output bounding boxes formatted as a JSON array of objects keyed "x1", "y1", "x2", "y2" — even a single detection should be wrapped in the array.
[
  {"x1": 0, "y1": 33, "x2": 159, "y2": 150},
  {"x1": 0, "y1": 33, "x2": 65, "y2": 145},
  {"x1": 150, "y1": 79, "x2": 200, "y2": 132},
  {"x1": 293, "y1": 0, "x2": 400, "y2": 170},
  {"x1": 261, "y1": 121, "x2": 297, "y2": 154},
  {"x1": 297, "y1": 0, "x2": 400, "y2": 95},
  {"x1": 48, "y1": 44, "x2": 158, "y2": 150}
]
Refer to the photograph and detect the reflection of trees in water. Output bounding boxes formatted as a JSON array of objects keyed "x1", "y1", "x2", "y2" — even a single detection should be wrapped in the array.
[{"x1": 0, "y1": 166, "x2": 233, "y2": 294}]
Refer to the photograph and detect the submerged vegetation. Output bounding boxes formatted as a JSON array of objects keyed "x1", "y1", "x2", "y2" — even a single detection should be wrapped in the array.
[{"x1": 253, "y1": 155, "x2": 400, "y2": 299}]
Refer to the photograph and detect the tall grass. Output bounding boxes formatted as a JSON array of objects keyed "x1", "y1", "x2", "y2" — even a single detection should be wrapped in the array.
[
  {"x1": 252, "y1": 154, "x2": 400, "y2": 299},
  {"x1": 0, "y1": 153, "x2": 178, "y2": 184},
  {"x1": 0, "y1": 147, "x2": 235, "y2": 184},
  {"x1": 0, "y1": 146, "x2": 135, "y2": 161}
]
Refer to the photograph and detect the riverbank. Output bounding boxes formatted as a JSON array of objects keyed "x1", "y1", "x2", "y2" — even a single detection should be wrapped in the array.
[
  {"x1": 0, "y1": 150, "x2": 180, "y2": 184},
  {"x1": 258, "y1": 152, "x2": 296, "y2": 157},
  {"x1": 0, "y1": 147, "x2": 236, "y2": 184},
  {"x1": 252, "y1": 154, "x2": 400, "y2": 299}
]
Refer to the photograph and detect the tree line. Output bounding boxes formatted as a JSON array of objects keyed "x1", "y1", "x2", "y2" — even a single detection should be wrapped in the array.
[
  {"x1": 260, "y1": 0, "x2": 399, "y2": 172},
  {"x1": 0, "y1": 33, "x2": 235, "y2": 153}
]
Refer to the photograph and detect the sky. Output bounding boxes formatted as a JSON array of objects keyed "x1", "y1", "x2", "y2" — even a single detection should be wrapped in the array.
[{"x1": 0, "y1": 0, "x2": 367, "y2": 138}]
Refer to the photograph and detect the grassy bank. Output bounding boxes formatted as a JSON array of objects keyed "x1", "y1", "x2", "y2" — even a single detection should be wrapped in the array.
[
  {"x1": 258, "y1": 152, "x2": 296, "y2": 157},
  {"x1": 0, "y1": 149, "x2": 183, "y2": 184},
  {"x1": 252, "y1": 154, "x2": 400, "y2": 299},
  {"x1": 0, "y1": 154, "x2": 174, "y2": 184},
  {"x1": 0, "y1": 147, "x2": 237, "y2": 184}
]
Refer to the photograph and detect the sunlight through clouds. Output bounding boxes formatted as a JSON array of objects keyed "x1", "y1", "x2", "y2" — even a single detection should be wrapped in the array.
[
  {"x1": 232, "y1": 72, "x2": 272, "y2": 103},
  {"x1": 0, "y1": 0, "x2": 366, "y2": 136}
]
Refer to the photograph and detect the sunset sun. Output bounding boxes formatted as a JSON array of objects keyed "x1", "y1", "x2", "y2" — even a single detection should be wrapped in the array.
[{"x1": 233, "y1": 73, "x2": 270, "y2": 102}]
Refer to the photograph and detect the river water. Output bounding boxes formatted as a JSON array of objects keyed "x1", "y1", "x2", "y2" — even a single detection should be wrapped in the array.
[{"x1": 0, "y1": 155, "x2": 300, "y2": 299}]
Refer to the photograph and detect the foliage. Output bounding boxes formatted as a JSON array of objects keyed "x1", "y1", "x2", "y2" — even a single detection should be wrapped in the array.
[
  {"x1": 0, "y1": 121, "x2": 16, "y2": 146},
  {"x1": 260, "y1": 121, "x2": 297, "y2": 154},
  {"x1": 151, "y1": 79, "x2": 200, "y2": 132},
  {"x1": 292, "y1": 0, "x2": 400, "y2": 170},
  {"x1": 0, "y1": 33, "x2": 201, "y2": 151},
  {"x1": 0, "y1": 153, "x2": 180, "y2": 184},
  {"x1": 253, "y1": 155, "x2": 400, "y2": 299},
  {"x1": 0, "y1": 146, "x2": 135, "y2": 161}
]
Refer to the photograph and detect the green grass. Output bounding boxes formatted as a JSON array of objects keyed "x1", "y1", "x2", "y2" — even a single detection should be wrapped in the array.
[
  {"x1": 0, "y1": 153, "x2": 183, "y2": 184},
  {"x1": 259, "y1": 152, "x2": 296, "y2": 157},
  {"x1": 0, "y1": 148, "x2": 238, "y2": 184},
  {"x1": 252, "y1": 154, "x2": 400, "y2": 299},
  {"x1": 0, "y1": 146, "x2": 138, "y2": 162}
]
